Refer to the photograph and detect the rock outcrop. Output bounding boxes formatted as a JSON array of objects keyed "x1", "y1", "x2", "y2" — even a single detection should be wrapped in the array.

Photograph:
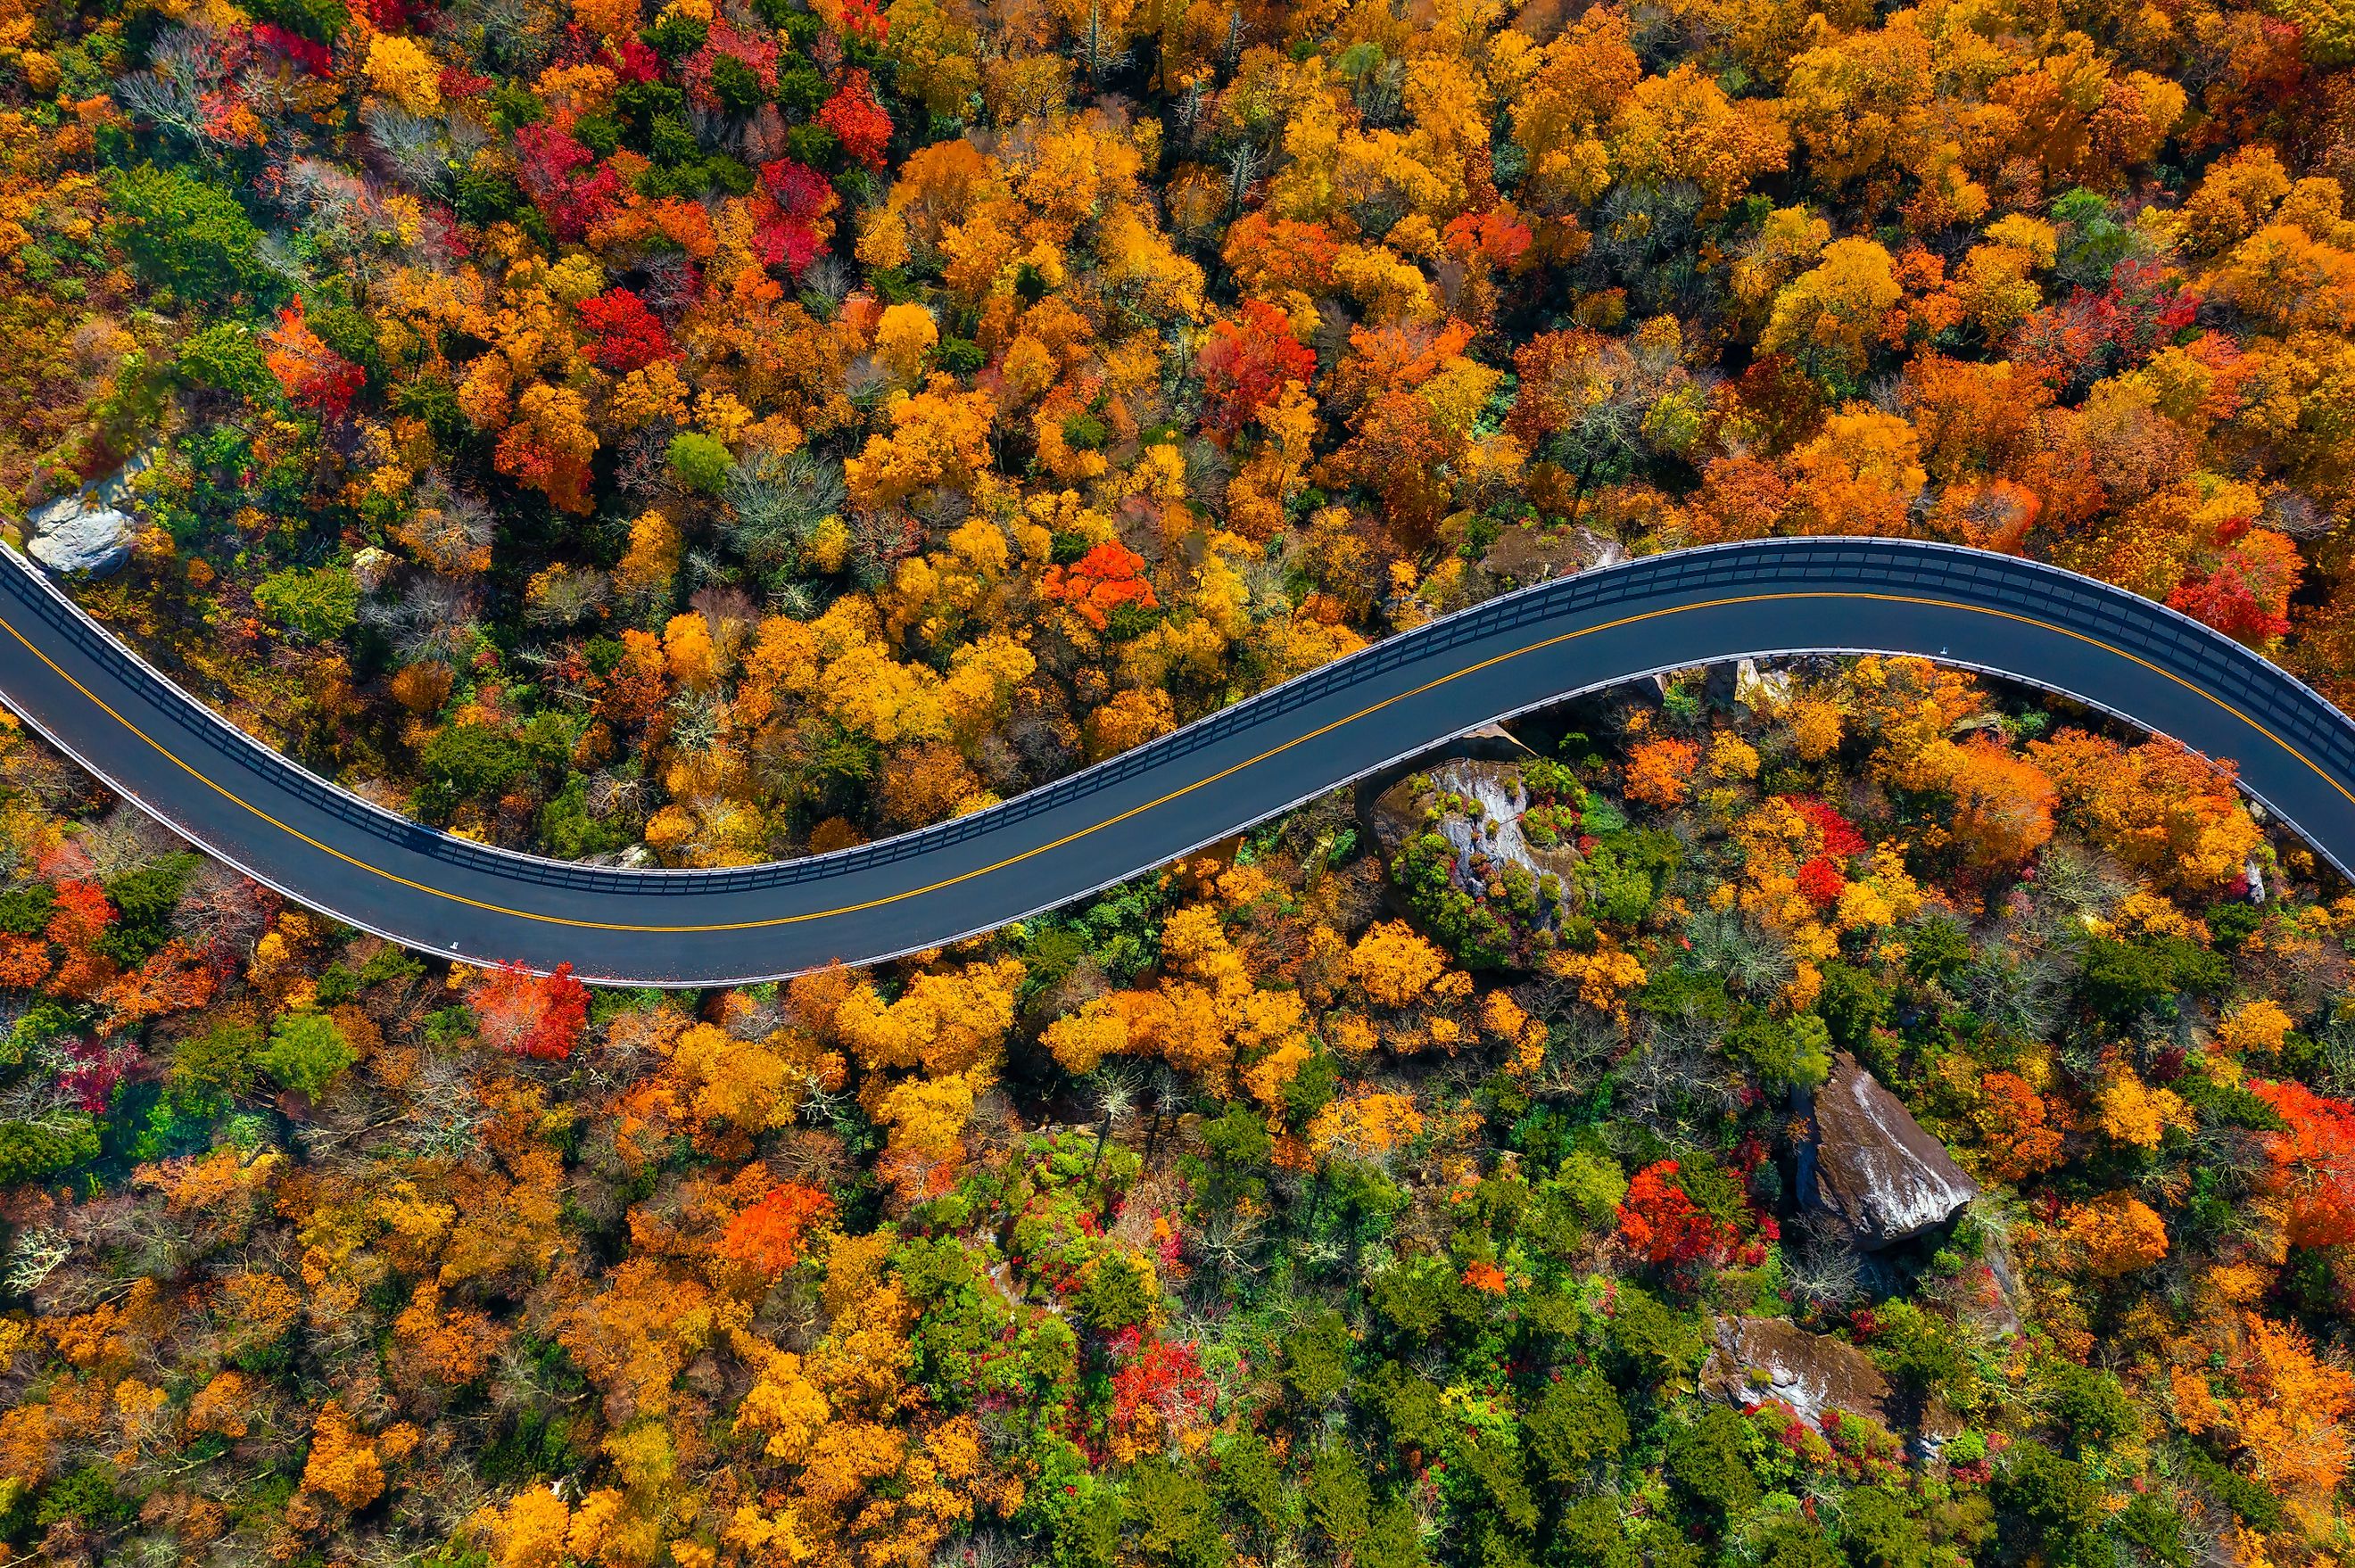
[
  {"x1": 25, "y1": 492, "x2": 136, "y2": 576},
  {"x1": 1700, "y1": 1316, "x2": 1892, "y2": 1429},
  {"x1": 21, "y1": 450, "x2": 153, "y2": 577},
  {"x1": 1478, "y1": 523, "x2": 1624, "y2": 586},
  {"x1": 1805, "y1": 1052, "x2": 1979, "y2": 1250},
  {"x1": 1368, "y1": 758, "x2": 1579, "y2": 887},
  {"x1": 1359, "y1": 748, "x2": 1589, "y2": 966}
]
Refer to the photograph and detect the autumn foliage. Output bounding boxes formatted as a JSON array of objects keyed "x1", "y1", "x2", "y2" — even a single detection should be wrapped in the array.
[{"x1": 466, "y1": 962, "x2": 591, "y2": 1060}]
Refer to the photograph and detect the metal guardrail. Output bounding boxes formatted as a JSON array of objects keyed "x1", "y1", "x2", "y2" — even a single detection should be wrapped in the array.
[{"x1": 8, "y1": 537, "x2": 2352, "y2": 900}]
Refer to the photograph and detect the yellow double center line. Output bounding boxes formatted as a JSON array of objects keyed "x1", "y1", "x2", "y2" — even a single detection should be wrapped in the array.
[{"x1": 1, "y1": 590, "x2": 2348, "y2": 937}]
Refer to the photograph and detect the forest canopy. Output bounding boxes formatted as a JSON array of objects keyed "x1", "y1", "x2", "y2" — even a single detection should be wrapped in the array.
[{"x1": 3, "y1": 0, "x2": 2355, "y2": 1561}]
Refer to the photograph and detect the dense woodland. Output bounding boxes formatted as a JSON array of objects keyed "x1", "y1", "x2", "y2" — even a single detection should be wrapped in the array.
[
  {"x1": 5, "y1": 0, "x2": 2355, "y2": 1559},
  {"x1": 0, "y1": 656, "x2": 2351, "y2": 1568},
  {"x1": 4, "y1": 0, "x2": 2355, "y2": 855}
]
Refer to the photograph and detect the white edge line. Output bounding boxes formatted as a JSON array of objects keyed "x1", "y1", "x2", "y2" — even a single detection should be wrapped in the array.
[
  {"x1": 4, "y1": 541, "x2": 2347, "y2": 985},
  {"x1": 9, "y1": 638, "x2": 2339, "y2": 990},
  {"x1": 18, "y1": 533, "x2": 2338, "y2": 885}
]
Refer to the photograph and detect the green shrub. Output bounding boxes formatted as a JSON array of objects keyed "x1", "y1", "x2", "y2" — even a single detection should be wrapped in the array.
[
  {"x1": 669, "y1": 431, "x2": 734, "y2": 492},
  {"x1": 1665, "y1": 1407, "x2": 1759, "y2": 1526},
  {"x1": 257, "y1": 1011, "x2": 356, "y2": 1097},
  {"x1": 99, "y1": 854, "x2": 196, "y2": 965},
  {"x1": 106, "y1": 165, "x2": 270, "y2": 305},
  {"x1": 1282, "y1": 1308, "x2": 1353, "y2": 1405},
  {"x1": 1994, "y1": 1442, "x2": 2108, "y2": 1568},
  {"x1": 419, "y1": 723, "x2": 530, "y2": 818},
  {"x1": 178, "y1": 323, "x2": 276, "y2": 401},
  {"x1": 1124, "y1": 1458, "x2": 1226, "y2": 1568},
  {"x1": 1606, "y1": 1283, "x2": 1704, "y2": 1388},
  {"x1": 1839, "y1": 1486, "x2": 1931, "y2": 1568},
  {"x1": 1526, "y1": 1371, "x2": 1628, "y2": 1481},
  {"x1": 1213, "y1": 1432, "x2": 1291, "y2": 1539},
  {"x1": 0, "y1": 1117, "x2": 100, "y2": 1184}
]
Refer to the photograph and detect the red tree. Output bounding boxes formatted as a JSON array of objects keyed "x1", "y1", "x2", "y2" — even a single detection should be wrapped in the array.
[
  {"x1": 716, "y1": 1184, "x2": 837, "y2": 1276},
  {"x1": 576, "y1": 289, "x2": 675, "y2": 372},
  {"x1": 1782, "y1": 796, "x2": 1867, "y2": 857},
  {"x1": 1042, "y1": 541, "x2": 1158, "y2": 631},
  {"x1": 755, "y1": 159, "x2": 836, "y2": 277},
  {"x1": 45, "y1": 880, "x2": 120, "y2": 998},
  {"x1": 467, "y1": 961, "x2": 591, "y2": 1060},
  {"x1": 2169, "y1": 528, "x2": 2301, "y2": 642},
  {"x1": 513, "y1": 124, "x2": 621, "y2": 240},
  {"x1": 1109, "y1": 1332, "x2": 1215, "y2": 1433},
  {"x1": 1794, "y1": 855, "x2": 1847, "y2": 907},
  {"x1": 1198, "y1": 300, "x2": 1318, "y2": 440},
  {"x1": 819, "y1": 70, "x2": 892, "y2": 172},
  {"x1": 2252, "y1": 1081, "x2": 2355, "y2": 1247},
  {"x1": 1618, "y1": 1160, "x2": 1739, "y2": 1267}
]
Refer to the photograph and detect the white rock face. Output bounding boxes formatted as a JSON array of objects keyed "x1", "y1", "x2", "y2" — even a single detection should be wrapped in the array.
[
  {"x1": 1369, "y1": 756, "x2": 1581, "y2": 895},
  {"x1": 1806, "y1": 1052, "x2": 1979, "y2": 1250},
  {"x1": 21, "y1": 450, "x2": 155, "y2": 577},
  {"x1": 25, "y1": 494, "x2": 136, "y2": 576},
  {"x1": 1735, "y1": 657, "x2": 1796, "y2": 712}
]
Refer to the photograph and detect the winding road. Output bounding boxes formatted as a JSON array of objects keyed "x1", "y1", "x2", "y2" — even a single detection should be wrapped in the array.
[{"x1": 2, "y1": 538, "x2": 2351, "y2": 986}]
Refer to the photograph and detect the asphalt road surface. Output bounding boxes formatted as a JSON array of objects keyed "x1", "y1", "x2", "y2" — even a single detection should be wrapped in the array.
[{"x1": 3, "y1": 538, "x2": 2351, "y2": 986}]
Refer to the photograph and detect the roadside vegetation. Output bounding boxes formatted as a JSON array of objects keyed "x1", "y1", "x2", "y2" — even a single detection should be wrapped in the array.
[{"x1": 0, "y1": 658, "x2": 2349, "y2": 1565}]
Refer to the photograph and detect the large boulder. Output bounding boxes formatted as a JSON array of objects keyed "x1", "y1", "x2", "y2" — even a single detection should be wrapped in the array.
[
  {"x1": 1700, "y1": 1316, "x2": 1892, "y2": 1428},
  {"x1": 1805, "y1": 1052, "x2": 1979, "y2": 1250},
  {"x1": 24, "y1": 492, "x2": 136, "y2": 576}
]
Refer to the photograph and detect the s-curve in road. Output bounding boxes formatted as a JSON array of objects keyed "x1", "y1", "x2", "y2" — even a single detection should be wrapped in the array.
[{"x1": 4, "y1": 538, "x2": 2353, "y2": 986}]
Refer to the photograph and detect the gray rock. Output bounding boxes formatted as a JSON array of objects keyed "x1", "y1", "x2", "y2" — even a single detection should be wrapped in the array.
[
  {"x1": 351, "y1": 547, "x2": 397, "y2": 592},
  {"x1": 1734, "y1": 657, "x2": 1796, "y2": 712},
  {"x1": 1806, "y1": 1052, "x2": 1979, "y2": 1250},
  {"x1": 25, "y1": 493, "x2": 136, "y2": 576},
  {"x1": 1366, "y1": 756, "x2": 1582, "y2": 901},
  {"x1": 1700, "y1": 1316, "x2": 1892, "y2": 1428}
]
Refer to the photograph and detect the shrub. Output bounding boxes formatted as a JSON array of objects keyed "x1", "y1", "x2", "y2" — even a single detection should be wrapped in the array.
[
  {"x1": 1606, "y1": 1283, "x2": 1704, "y2": 1387},
  {"x1": 254, "y1": 565, "x2": 360, "y2": 643},
  {"x1": 1282, "y1": 1309, "x2": 1353, "y2": 1405},
  {"x1": 1526, "y1": 1371, "x2": 1629, "y2": 1481},
  {"x1": 1994, "y1": 1442, "x2": 2109, "y2": 1568},
  {"x1": 106, "y1": 165, "x2": 270, "y2": 305},
  {"x1": 257, "y1": 1011, "x2": 357, "y2": 1097},
  {"x1": 668, "y1": 430, "x2": 734, "y2": 492},
  {"x1": 419, "y1": 723, "x2": 530, "y2": 818},
  {"x1": 1665, "y1": 1406, "x2": 1760, "y2": 1526}
]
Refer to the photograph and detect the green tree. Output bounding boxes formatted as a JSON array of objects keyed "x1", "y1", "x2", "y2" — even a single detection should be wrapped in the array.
[
  {"x1": 1125, "y1": 1458, "x2": 1226, "y2": 1568},
  {"x1": 99, "y1": 854, "x2": 196, "y2": 964},
  {"x1": 106, "y1": 165, "x2": 271, "y2": 306},
  {"x1": 1606, "y1": 1283, "x2": 1704, "y2": 1388},
  {"x1": 1526, "y1": 1371, "x2": 1629, "y2": 1481},
  {"x1": 1994, "y1": 1443, "x2": 2109, "y2": 1568},
  {"x1": 170, "y1": 1016, "x2": 264, "y2": 1105},
  {"x1": 178, "y1": 324, "x2": 277, "y2": 401},
  {"x1": 1282, "y1": 1309, "x2": 1353, "y2": 1405},
  {"x1": 669, "y1": 431, "x2": 734, "y2": 492},
  {"x1": 1665, "y1": 1407, "x2": 1759, "y2": 1529},
  {"x1": 257, "y1": 1011, "x2": 357, "y2": 1097},
  {"x1": 419, "y1": 723, "x2": 530, "y2": 818},
  {"x1": 255, "y1": 565, "x2": 360, "y2": 643},
  {"x1": 1839, "y1": 1487, "x2": 1931, "y2": 1568},
  {"x1": 1213, "y1": 1432, "x2": 1292, "y2": 1540}
]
